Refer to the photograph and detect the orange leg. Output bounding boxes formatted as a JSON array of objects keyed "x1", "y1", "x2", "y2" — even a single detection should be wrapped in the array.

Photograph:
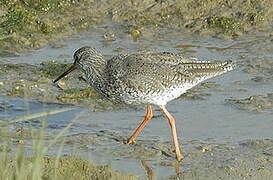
[
  {"x1": 127, "y1": 104, "x2": 153, "y2": 144},
  {"x1": 159, "y1": 105, "x2": 184, "y2": 161}
]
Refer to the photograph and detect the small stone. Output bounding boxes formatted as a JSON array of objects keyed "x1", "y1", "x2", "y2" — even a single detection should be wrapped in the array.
[
  {"x1": 131, "y1": 29, "x2": 141, "y2": 41},
  {"x1": 18, "y1": 139, "x2": 25, "y2": 144},
  {"x1": 197, "y1": 145, "x2": 212, "y2": 152}
]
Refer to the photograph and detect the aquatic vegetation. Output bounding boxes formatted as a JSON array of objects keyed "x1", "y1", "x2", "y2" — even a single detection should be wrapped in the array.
[
  {"x1": 57, "y1": 88, "x2": 100, "y2": 101},
  {"x1": 207, "y1": 16, "x2": 242, "y2": 32},
  {"x1": 0, "y1": 64, "x2": 25, "y2": 72},
  {"x1": 110, "y1": 0, "x2": 272, "y2": 37},
  {"x1": 0, "y1": 0, "x2": 272, "y2": 52},
  {"x1": 0, "y1": 0, "x2": 103, "y2": 51},
  {"x1": 0, "y1": 154, "x2": 137, "y2": 179},
  {"x1": 0, "y1": 63, "x2": 103, "y2": 109},
  {"x1": 40, "y1": 61, "x2": 71, "y2": 78},
  {"x1": 0, "y1": 108, "x2": 136, "y2": 179},
  {"x1": 6, "y1": 85, "x2": 26, "y2": 97}
]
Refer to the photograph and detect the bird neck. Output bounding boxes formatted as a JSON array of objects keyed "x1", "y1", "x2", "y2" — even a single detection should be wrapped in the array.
[{"x1": 82, "y1": 59, "x2": 107, "y2": 88}]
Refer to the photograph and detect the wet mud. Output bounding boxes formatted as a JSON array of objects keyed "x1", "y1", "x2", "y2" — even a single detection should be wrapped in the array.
[
  {"x1": 0, "y1": 155, "x2": 137, "y2": 180},
  {"x1": 1, "y1": 121, "x2": 273, "y2": 179},
  {"x1": 166, "y1": 139, "x2": 273, "y2": 179},
  {"x1": 1, "y1": 29, "x2": 273, "y2": 178},
  {"x1": 0, "y1": 0, "x2": 273, "y2": 178},
  {"x1": 226, "y1": 93, "x2": 273, "y2": 112},
  {"x1": 0, "y1": 63, "x2": 114, "y2": 111}
]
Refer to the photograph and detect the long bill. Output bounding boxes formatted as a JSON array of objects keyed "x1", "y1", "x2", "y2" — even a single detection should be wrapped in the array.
[{"x1": 53, "y1": 64, "x2": 77, "y2": 83}]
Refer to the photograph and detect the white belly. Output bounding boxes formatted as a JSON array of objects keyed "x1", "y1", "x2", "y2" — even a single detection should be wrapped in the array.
[{"x1": 122, "y1": 82, "x2": 198, "y2": 106}]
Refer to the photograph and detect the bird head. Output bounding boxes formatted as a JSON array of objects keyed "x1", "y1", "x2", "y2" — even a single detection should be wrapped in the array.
[{"x1": 53, "y1": 46, "x2": 102, "y2": 84}]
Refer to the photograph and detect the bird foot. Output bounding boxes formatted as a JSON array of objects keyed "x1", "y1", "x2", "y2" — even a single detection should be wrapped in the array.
[
  {"x1": 177, "y1": 155, "x2": 184, "y2": 162},
  {"x1": 172, "y1": 149, "x2": 184, "y2": 161},
  {"x1": 125, "y1": 138, "x2": 136, "y2": 145}
]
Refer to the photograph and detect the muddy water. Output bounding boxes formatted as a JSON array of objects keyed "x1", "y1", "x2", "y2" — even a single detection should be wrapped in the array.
[{"x1": 1, "y1": 23, "x2": 273, "y2": 179}]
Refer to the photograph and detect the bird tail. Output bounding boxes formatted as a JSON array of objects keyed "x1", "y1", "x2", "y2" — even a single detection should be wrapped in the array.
[
  {"x1": 180, "y1": 60, "x2": 236, "y2": 81},
  {"x1": 220, "y1": 60, "x2": 236, "y2": 72}
]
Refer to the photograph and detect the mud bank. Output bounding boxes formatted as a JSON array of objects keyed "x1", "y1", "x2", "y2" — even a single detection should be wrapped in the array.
[
  {"x1": 0, "y1": 155, "x2": 137, "y2": 180},
  {"x1": 1, "y1": 123, "x2": 272, "y2": 179},
  {"x1": 0, "y1": 62, "x2": 109, "y2": 110},
  {"x1": 1, "y1": 0, "x2": 273, "y2": 53}
]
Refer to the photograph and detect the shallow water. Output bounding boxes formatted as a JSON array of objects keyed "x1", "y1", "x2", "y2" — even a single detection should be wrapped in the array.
[{"x1": 1, "y1": 23, "x2": 273, "y2": 179}]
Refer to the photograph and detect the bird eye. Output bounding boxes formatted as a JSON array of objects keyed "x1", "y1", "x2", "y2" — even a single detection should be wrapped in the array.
[{"x1": 74, "y1": 54, "x2": 79, "y2": 62}]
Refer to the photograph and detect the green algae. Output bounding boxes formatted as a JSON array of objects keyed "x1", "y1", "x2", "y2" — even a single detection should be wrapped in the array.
[
  {"x1": 43, "y1": 156, "x2": 137, "y2": 180},
  {"x1": 207, "y1": 16, "x2": 242, "y2": 32},
  {"x1": 39, "y1": 61, "x2": 101, "y2": 102},
  {"x1": 0, "y1": 121, "x2": 137, "y2": 180},
  {"x1": 0, "y1": 0, "x2": 104, "y2": 52},
  {"x1": 6, "y1": 86, "x2": 26, "y2": 97},
  {"x1": 0, "y1": 145, "x2": 11, "y2": 152},
  {"x1": 0, "y1": 5, "x2": 35, "y2": 34},
  {"x1": 1, "y1": 0, "x2": 273, "y2": 52},
  {"x1": 58, "y1": 88, "x2": 100, "y2": 101},
  {"x1": 0, "y1": 63, "x2": 104, "y2": 109},
  {"x1": 0, "y1": 155, "x2": 137, "y2": 180},
  {"x1": 0, "y1": 64, "x2": 25, "y2": 72},
  {"x1": 39, "y1": 61, "x2": 71, "y2": 78},
  {"x1": 110, "y1": 0, "x2": 273, "y2": 37}
]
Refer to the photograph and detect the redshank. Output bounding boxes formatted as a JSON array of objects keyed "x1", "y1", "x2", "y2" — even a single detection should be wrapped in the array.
[{"x1": 53, "y1": 46, "x2": 235, "y2": 161}]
